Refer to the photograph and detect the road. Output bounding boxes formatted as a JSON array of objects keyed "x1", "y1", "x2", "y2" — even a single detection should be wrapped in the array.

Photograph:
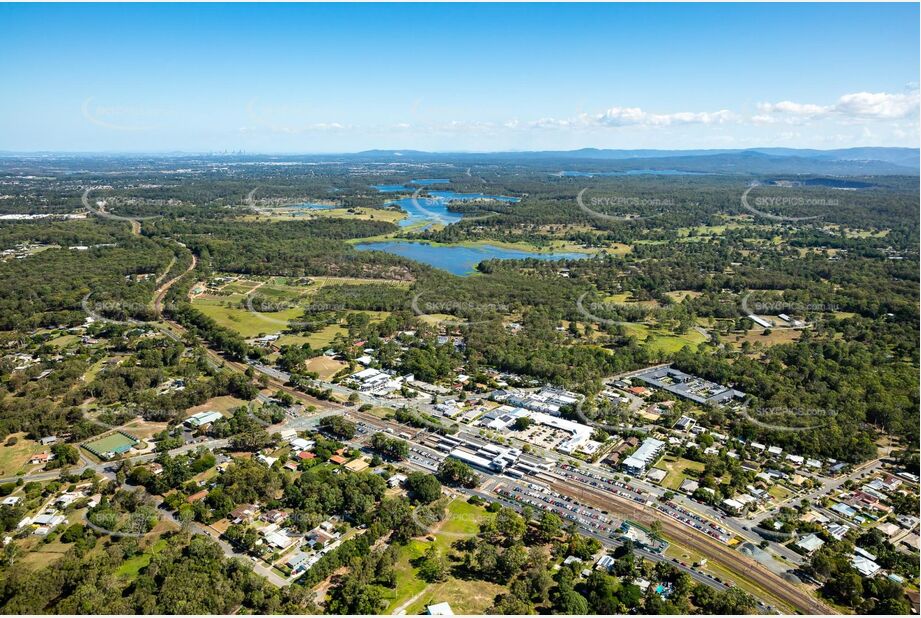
[
  {"x1": 175, "y1": 352, "x2": 832, "y2": 611},
  {"x1": 0, "y1": 438, "x2": 231, "y2": 485},
  {"x1": 59, "y1": 245, "x2": 836, "y2": 608},
  {"x1": 541, "y1": 477, "x2": 832, "y2": 614},
  {"x1": 157, "y1": 502, "x2": 290, "y2": 587}
]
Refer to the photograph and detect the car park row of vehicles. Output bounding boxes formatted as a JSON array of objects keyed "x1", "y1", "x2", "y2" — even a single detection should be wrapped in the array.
[
  {"x1": 496, "y1": 482, "x2": 619, "y2": 536},
  {"x1": 555, "y1": 464, "x2": 732, "y2": 544}
]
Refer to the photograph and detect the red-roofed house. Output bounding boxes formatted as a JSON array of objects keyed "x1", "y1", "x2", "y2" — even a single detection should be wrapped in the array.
[{"x1": 187, "y1": 489, "x2": 209, "y2": 503}]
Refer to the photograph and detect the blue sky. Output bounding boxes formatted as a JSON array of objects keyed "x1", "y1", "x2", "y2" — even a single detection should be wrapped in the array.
[{"x1": 0, "y1": 3, "x2": 918, "y2": 152}]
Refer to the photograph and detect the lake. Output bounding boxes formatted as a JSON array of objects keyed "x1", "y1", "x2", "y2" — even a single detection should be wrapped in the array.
[
  {"x1": 429, "y1": 190, "x2": 520, "y2": 203},
  {"x1": 411, "y1": 178, "x2": 451, "y2": 185},
  {"x1": 354, "y1": 241, "x2": 587, "y2": 275},
  {"x1": 291, "y1": 202, "x2": 337, "y2": 210},
  {"x1": 372, "y1": 184, "x2": 409, "y2": 193},
  {"x1": 389, "y1": 190, "x2": 521, "y2": 228}
]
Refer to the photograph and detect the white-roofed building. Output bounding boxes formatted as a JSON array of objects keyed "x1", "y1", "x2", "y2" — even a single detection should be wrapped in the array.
[
  {"x1": 426, "y1": 602, "x2": 454, "y2": 615},
  {"x1": 851, "y1": 554, "x2": 881, "y2": 577},
  {"x1": 185, "y1": 411, "x2": 223, "y2": 427},
  {"x1": 622, "y1": 438, "x2": 666, "y2": 475},
  {"x1": 795, "y1": 533, "x2": 825, "y2": 554}
]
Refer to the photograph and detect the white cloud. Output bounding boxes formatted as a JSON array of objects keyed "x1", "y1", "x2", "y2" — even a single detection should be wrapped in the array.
[
  {"x1": 594, "y1": 106, "x2": 734, "y2": 127},
  {"x1": 834, "y1": 91, "x2": 919, "y2": 119},
  {"x1": 757, "y1": 90, "x2": 919, "y2": 122},
  {"x1": 757, "y1": 101, "x2": 829, "y2": 117},
  {"x1": 521, "y1": 106, "x2": 735, "y2": 130}
]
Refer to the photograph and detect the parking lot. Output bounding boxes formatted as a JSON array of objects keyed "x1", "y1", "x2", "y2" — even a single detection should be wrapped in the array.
[
  {"x1": 556, "y1": 463, "x2": 732, "y2": 543},
  {"x1": 496, "y1": 481, "x2": 619, "y2": 537},
  {"x1": 516, "y1": 425, "x2": 569, "y2": 450}
]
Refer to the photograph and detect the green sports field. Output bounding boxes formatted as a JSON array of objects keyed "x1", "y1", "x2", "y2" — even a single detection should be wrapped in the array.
[{"x1": 83, "y1": 431, "x2": 139, "y2": 458}]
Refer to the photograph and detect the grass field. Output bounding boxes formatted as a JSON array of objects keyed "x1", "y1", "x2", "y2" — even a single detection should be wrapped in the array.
[
  {"x1": 304, "y1": 356, "x2": 348, "y2": 380},
  {"x1": 664, "y1": 290, "x2": 703, "y2": 302},
  {"x1": 657, "y1": 456, "x2": 706, "y2": 490},
  {"x1": 82, "y1": 431, "x2": 139, "y2": 458},
  {"x1": 0, "y1": 432, "x2": 44, "y2": 476},
  {"x1": 728, "y1": 326, "x2": 803, "y2": 351},
  {"x1": 185, "y1": 395, "x2": 247, "y2": 417},
  {"x1": 193, "y1": 274, "x2": 403, "y2": 339},
  {"x1": 620, "y1": 323, "x2": 707, "y2": 354},
  {"x1": 276, "y1": 326, "x2": 346, "y2": 350},
  {"x1": 115, "y1": 538, "x2": 168, "y2": 579},
  {"x1": 47, "y1": 334, "x2": 80, "y2": 348},
  {"x1": 118, "y1": 419, "x2": 169, "y2": 441},
  {"x1": 18, "y1": 538, "x2": 78, "y2": 571},
  {"x1": 193, "y1": 297, "x2": 304, "y2": 338},
  {"x1": 383, "y1": 499, "x2": 499, "y2": 614},
  {"x1": 605, "y1": 292, "x2": 660, "y2": 309},
  {"x1": 768, "y1": 484, "x2": 794, "y2": 502},
  {"x1": 310, "y1": 207, "x2": 406, "y2": 223},
  {"x1": 82, "y1": 357, "x2": 110, "y2": 383}
]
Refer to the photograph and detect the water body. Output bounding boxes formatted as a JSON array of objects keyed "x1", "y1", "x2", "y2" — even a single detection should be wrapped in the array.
[
  {"x1": 387, "y1": 196, "x2": 465, "y2": 227},
  {"x1": 429, "y1": 190, "x2": 520, "y2": 203},
  {"x1": 389, "y1": 191, "x2": 521, "y2": 228},
  {"x1": 354, "y1": 240, "x2": 587, "y2": 275},
  {"x1": 291, "y1": 202, "x2": 337, "y2": 210},
  {"x1": 558, "y1": 170, "x2": 711, "y2": 177},
  {"x1": 372, "y1": 184, "x2": 409, "y2": 193},
  {"x1": 411, "y1": 178, "x2": 451, "y2": 185}
]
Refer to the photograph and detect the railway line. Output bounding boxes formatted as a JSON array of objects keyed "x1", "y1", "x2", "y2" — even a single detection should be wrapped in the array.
[
  {"x1": 153, "y1": 277, "x2": 833, "y2": 614},
  {"x1": 543, "y1": 476, "x2": 832, "y2": 615}
]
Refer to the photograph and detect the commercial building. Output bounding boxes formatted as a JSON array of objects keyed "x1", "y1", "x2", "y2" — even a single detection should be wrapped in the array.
[
  {"x1": 481, "y1": 405, "x2": 595, "y2": 455},
  {"x1": 632, "y1": 366, "x2": 745, "y2": 406},
  {"x1": 492, "y1": 386, "x2": 580, "y2": 416},
  {"x1": 185, "y1": 411, "x2": 223, "y2": 427}
]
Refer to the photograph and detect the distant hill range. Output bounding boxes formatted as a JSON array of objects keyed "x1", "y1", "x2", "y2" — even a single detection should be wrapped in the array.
[
  {"x1": 2, "y1": 147, "x2": 917, "y2": 175},
  {"x1": 353, "y1": 147, "x2": 919, "y2": 175}
]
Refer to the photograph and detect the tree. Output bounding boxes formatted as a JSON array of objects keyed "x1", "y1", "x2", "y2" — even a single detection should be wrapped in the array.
[
  {"x1": 582, "y1": 570, "x2": 625, "y2": 614},
  {"x1": 404, "y1": 472, "x2": 442, "y2": 505},
  {"x1": 495, "y1": 507, "x2": 526, "y2": 543},
  {"x1": 418, "y1": 545, "x2": 449, "y2": 582},
  {"x1": 49, "y1": 443, "x2": 80, "y2": 467},
  {"x1": 318, "y1": 415, "x2": 356, "y2": 439},
  {"x1": 513, "y1": 416, "x2": 533, "y2": 431},
  {"x1": 824, "y1": 571, "x2": 863, "y2": 607},
  {"x1": 369, "y1": 432, "x2": 409, "y2": 461},
  {"x1": 436, "y1": 458, "x2": 479, "y2": 488},
  {"x1": 60, "y1": 523, "x2": 86, "y2": 543},
  {"x1": 490, "y1": 592, "x2": 534, "y2": 615}
]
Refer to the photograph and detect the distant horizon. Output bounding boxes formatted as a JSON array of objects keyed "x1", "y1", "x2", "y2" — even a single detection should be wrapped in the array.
[{"x1": 0, "y1": 145, "x2": 917, "y2": 156}]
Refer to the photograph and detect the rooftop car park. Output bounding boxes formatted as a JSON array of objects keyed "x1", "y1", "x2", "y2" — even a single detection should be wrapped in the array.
[{"x1": 632, "y1": 365, "x2": 746, "y2": 406}]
